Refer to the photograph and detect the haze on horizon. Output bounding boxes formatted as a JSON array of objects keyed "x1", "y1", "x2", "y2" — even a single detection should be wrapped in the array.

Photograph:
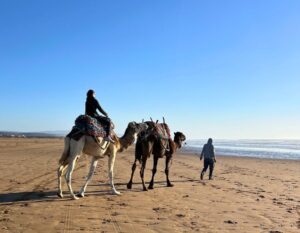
[{"x1": 0, "y1": 1, "x2": 299, "y2": 140}]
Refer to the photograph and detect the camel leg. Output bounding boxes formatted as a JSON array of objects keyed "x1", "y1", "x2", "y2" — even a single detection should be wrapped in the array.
[
  {"x1": 165, "y1": 156, "x2": 174, "y2": 187},
  {"x1": 78, "y1": 158, "x2": 98, "y2": 198},
  {"x1": 57, "y1": 164, "x2": 68, "y2": 198},
  {"x1": 127, "y1": 159, "x2": 138, "y2": 189},
  {"x1": 65, "y1": 156, "x2": 79, "y2": 200},
  {"x1": 108, "y1": 152, "x2": 121, "y2": 195},
  {"x1": 140, "y1": 156, "x2": 148, "y2": 191},
  {"x1": 148, "y1": 156, "x2": 159, "y2": 189}
]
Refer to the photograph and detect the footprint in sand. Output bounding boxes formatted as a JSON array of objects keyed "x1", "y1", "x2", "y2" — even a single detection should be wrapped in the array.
[
  {"x1": 176, "y1": 214, "x2": 185, "y2": 218},
  {"x1": 102, "y1": 218, "x2": 112, "y2": 224},
  {"x1": 118, "y1": 202, "x2": 128, "y2": 207},
  {"x1": 153, "y1": 207, "x2": 167, "y2": 213},
  {"x1": 0, "y1": 218, "x2": 10, "y2": 222},
  {"x1": 224, "y1": 220, "x2": 237, "y2": 224},
  {"x1": 111, "y1": 212, "x2": 120, "y2": 216}
]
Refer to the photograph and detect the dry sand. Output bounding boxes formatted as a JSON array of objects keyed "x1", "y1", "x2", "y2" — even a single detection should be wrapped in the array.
[{"x1": 0, "y1": 138, "x2": 299, "y2": 233}]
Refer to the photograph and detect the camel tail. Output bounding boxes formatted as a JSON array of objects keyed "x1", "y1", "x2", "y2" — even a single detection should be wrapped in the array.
[{"x1": 58, "y1": 137, "x2": 71, "y2": 165}]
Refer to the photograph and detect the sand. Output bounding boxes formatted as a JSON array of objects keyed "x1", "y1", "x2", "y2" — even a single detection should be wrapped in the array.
[{"x1": 0, "y1": 138, "x2": 299, "y2": 233}]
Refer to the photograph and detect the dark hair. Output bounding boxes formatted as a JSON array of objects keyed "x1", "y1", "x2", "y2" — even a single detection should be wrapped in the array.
[
  {"x1": 208, "y1": 138, "x2": 213, "y2": 144},
  {"x1": 87, "y1": 89, "x2": 95, "y2": 98}
]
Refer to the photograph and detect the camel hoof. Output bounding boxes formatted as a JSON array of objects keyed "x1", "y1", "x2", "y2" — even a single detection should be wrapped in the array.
[
  {"x1": 112, "y1": 190, "x2": 121, "y2": 195},
  {"x1": 167, "y1": 183, "x2": 174, "y2": 187},
  {"x1": 57, "y1": 192, "x2": 63, "y2": 198},
  {"x1": 127, "y1": 183, "x2": 132, "y2": 189},
  {"x1": 143, "y1": 187, "x2": 148, "y2": 191},
  {"x1": 77, "y1": 193, "x2": 84, "y2": 198},
  {"x1": 148, "y1": 186, "x2": 154, "y2": 190},
  {"x1": 71, "y1": 195, "x2": 80, "y2": 200}
]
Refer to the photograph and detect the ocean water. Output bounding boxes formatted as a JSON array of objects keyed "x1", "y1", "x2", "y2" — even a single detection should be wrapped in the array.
[{"x1": 182, "y1": 139, "x2": 300, "y2": 160}]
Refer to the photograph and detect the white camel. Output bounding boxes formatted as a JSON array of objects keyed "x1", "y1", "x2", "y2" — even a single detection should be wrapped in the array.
[{"x1": 57, "y1": 121, "x2": 147, "y2": 200}]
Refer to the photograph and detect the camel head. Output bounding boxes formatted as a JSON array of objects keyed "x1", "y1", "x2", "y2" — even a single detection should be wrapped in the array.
[
  {"x1": 124, "y1": 121, "x2": 149, "y2": 139},
  {"x1": 173, "y1": 132, "x2": 186, "y2": 148},
  {"x1": 117, "y1": 121, "x2": 149, "y2": 152}
]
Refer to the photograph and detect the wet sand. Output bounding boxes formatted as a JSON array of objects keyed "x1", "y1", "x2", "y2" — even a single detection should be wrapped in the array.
[{"x1": 0, "y1": 138, "x2": 299, "y2": 233}]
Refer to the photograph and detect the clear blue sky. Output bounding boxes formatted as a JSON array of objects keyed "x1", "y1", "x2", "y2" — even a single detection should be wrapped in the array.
[{"x1": 0, "y1": 0, "x2": 299, "y2": 139}]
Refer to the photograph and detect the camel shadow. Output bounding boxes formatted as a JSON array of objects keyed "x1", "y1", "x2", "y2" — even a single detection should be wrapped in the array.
[
  {"x1": 116, "y1": 178, "x2": 199, "y2": 186},
  {"x1": 89, "y1": 178, "x2": 199, "y2": 192},
  {"x1": 0, "y1": 191, "x2": 59, "y2": 205},
  {"x1": 0, "y1": 179, "x2": 200, "y2": 204},
  {"x1": 0, "y1": 189, "x2": 123, "y2": 205}
]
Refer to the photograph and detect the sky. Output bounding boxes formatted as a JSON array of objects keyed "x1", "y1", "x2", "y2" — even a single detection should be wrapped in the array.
[{"x1": 0, "y1": 0, "x2": 299, "y2": 139}]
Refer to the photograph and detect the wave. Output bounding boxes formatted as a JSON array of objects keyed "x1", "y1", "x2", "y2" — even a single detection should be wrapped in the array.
[{"x1": 183, "y1": 139, "x2": 300, "y2": 160}]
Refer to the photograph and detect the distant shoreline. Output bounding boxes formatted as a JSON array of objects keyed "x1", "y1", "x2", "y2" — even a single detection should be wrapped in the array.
[
  {"x1": 181, "y1": 148, "x2": 300, "y2": 161},
  {"x1": 0, "y1": 131, "x2": 66, "y2": 138}
]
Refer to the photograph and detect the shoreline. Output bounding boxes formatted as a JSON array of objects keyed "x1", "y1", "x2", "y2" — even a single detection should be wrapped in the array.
[{"x1": 181, "y1": 148, "x2": 300, "y2": 161}]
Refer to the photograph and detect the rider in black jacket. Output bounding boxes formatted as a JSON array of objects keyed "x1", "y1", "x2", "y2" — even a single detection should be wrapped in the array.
[{"x1": 85, "y1": 89, "x2": 114, "y2": 143}]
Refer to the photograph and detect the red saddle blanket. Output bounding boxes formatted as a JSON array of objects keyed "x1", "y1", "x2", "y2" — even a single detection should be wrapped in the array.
[{"x1": 68, "y1": 115, "x2": 108, "y2": 138}]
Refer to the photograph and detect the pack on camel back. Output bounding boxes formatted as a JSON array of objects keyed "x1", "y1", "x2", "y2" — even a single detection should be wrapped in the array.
[
  {"x1": 67, "y1": 115, "x2": 114, "y2": 143},
  {"x1": 138, "y1": 119, "x2": 174, "y2": 158}
]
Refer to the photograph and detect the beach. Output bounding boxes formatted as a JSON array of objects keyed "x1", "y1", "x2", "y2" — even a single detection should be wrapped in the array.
[{"x1": 0, "y1": 138, "x2": 299, "y2": 233}]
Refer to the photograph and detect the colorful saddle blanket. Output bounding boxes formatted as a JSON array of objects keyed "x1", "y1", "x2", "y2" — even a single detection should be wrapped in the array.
[{"x1": 67, "y1": 115, "x2": 108, "y2": 139}]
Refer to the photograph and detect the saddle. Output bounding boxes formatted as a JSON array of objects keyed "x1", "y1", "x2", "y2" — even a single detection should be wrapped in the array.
[
  {"x1": 137, "y1": 121, "x2": 172, "y2": 156},
  {"x1": 67, "y1": 115, "x2": 109, "y2": 141},
  {"x1": 154, "y1": 123, "x2": 171, "y2": 140}
]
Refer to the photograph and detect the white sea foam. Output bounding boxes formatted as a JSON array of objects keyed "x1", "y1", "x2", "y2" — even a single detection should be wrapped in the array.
[{"x1": 183, "y1": 139, "x2": 300, "y2": 160}]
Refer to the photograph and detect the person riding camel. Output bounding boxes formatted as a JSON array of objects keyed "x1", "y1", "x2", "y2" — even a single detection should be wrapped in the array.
[{"x1": 85, "y1": 89, "x2": 115, "y2": 143}]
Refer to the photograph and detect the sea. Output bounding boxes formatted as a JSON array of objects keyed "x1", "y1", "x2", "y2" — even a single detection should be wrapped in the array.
[{"x1": 182, "y1": 139, "x2": 300, "y2": 160}]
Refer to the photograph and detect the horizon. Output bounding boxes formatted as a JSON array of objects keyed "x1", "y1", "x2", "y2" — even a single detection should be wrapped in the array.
[
  {"x1": 1, "y1": 1, "x2": 299, "y2": 140},
  {"x1": 1, "y1": 129, "x2": 299, "y2": 141}
]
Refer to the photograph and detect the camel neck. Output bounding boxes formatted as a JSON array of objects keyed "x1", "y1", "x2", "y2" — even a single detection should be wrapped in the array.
[
  {"x1": 173, "y1": 138, "x2": 181, "y2": 152},
  {"x1": 118, "y1": 130, "x2": 137, "y2": 152}
]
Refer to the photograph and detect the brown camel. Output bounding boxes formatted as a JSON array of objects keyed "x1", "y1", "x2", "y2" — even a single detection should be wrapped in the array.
[
  {"x1": 57, "y1": 121, "x2": 147, "y2": 199},
  {"x1": 127, "y1": 121, "x2": 186, "y2": 191}
]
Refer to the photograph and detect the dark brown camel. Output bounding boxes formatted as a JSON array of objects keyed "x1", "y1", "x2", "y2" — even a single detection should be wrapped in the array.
[{"x1": 127, "y1": 121, "x2": 186, "y2": 191}]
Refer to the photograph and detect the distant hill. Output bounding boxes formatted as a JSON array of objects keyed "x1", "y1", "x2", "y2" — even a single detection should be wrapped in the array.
[{"x1": 0, "y1": 130, "x2": 68, "y2": 138}]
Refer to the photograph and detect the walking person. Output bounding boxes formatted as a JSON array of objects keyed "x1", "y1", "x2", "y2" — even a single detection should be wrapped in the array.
[
  {"x1": 85, "y1": 89, "x2": 115, "y2": 143},
  {"x1": 200, "y1": 138, "x2": 216, "y2": 180}
]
